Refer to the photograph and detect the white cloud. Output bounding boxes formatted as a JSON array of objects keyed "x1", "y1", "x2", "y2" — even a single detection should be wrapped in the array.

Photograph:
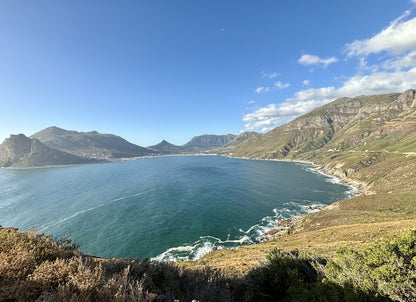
[
  {"x1": 261, "y1": 72, "x2": 278, "y2": 78},
  {"x1": 243, "y1": 9, "x2": 416, "y2": 132},
  {"x1": 243, "y1": 99, "x2": 328, "y2": 131},
  {"x1": 255, "y1": 86, "x2": 270, "y2": 94},
  {"x1": 382, "y1": 50, "x2": 416, "y2": 70},
  {"x1": 298, "y1": 54, "x2": 338, "y2": 68},
  {"x1": 346, "y1": 13, "x2": 416, "y2": 57},
  {"x1": 275, "y1": 81, "x2": 290, "y2": 89},
  {"x1": 244, "y1": 67, "x2": 416, "y2": 131},
  {"x1": 248, "y1": 100, "x2": 256, "y2": 104}
]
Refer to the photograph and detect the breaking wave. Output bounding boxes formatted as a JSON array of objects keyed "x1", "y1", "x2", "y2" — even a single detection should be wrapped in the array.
[{"x1": 151, "y1": 199, "x2": 326, "y2": 262}]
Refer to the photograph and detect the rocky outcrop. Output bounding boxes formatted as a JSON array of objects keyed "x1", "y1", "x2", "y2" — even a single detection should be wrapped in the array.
[{"x1": 0, "y1": 134, "x2": 96, "y2": 168}]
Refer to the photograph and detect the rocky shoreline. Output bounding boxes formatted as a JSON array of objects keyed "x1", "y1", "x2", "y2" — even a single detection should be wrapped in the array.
[{"x1": 225, "y1": 155, "x2": 371, "y2": 244}]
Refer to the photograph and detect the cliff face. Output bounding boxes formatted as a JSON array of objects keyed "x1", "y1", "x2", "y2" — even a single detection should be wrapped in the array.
[
  {"x1": 0, "y1": 134, "x2": 95, "y2": 168},
  {"x1": 30, "y1": 126, "x2": 153, "y2": 159},
  {"x1": 230, "y1": 91, "x2": 415, "y2": 158}
]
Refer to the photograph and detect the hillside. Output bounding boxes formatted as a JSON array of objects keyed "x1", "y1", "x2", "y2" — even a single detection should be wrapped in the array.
[
  {"x1": 147, "y1": 140, "x2": 184, "y2": 154},
  {"x1": 0, "y1": 134, "x2": 95, "y2": 168},
  {"x1": 182, "y1": 134, "x2": 237, "y2": 151},
  {"x1": 223, "y1": 131, "x2": 260, "y2": 148},
  {"x1": 184, "y1": 89, "x2": 416, "y2": 274},
  {"x1": 31, "y1": 126, "x2": 154, "y2": 159}
]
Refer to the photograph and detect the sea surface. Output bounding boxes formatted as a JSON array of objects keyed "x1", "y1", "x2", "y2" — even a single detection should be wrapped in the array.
[{"x1": 0, "y1": 156, "x2": 353, "y2": 261}]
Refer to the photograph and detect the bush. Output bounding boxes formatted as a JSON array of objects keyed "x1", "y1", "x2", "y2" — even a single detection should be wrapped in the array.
[{"x1": 325, "y1": 229, "x2": 416, "y2": 302}]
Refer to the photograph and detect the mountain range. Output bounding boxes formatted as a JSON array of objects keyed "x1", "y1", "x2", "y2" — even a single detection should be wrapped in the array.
[
  {"x1": 2, "y1": 89, "x2": 415, "y2": 168},
  {"x1": 0, "y1": 128, "x2": 243, "y2": 167},
  {"x1": 147, "y1": 134, "x2": 238, "y2": 154}
]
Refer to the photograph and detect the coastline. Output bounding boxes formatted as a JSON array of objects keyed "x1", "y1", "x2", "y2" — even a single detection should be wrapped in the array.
[
  {"x1": 1, "y1": 153, "x2": 369, "y2": 263},
  {"x1": 224, "y1": 155, "x2": 367, "y2": 195},
  {"x1": 151, "y1": 154, "x2": 364, "y2": 262}
]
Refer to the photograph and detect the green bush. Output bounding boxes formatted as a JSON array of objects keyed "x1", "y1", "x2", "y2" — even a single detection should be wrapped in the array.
[{"x1": 325, "y1": 229, "x2": 416, "y2": 302}]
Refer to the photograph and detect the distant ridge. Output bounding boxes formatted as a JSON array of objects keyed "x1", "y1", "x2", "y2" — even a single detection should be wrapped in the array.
[
  {"x1": 147, "y1": 140, "x2": 183, "y2": 154},
  {"x1": 224, "y1": 131, "x2": 260, "y2": 148},
  {"x1": 0, "y1": 134, "x2": 95, "y2": 168},
  {"x1": 182, "y1": 134, "x2": 237, "y2": 151},
  {"x1": 31, "y1": 126, "x2": 154, "y2": 159}
]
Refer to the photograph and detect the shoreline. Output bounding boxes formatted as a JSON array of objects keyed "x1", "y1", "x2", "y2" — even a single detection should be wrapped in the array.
[{"x1": 1, "y1": 153, "x2": 368, "y2": 263}]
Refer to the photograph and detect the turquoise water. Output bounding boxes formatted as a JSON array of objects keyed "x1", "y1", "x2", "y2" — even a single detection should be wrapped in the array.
[{"x1": 0, "y1": 156, "x2": 352, "y2": 261}]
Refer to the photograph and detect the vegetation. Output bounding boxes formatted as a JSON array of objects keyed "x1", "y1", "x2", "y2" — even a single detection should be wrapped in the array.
[{"x1": 1, "y1": 227, "x2": 416, "y2": 301}]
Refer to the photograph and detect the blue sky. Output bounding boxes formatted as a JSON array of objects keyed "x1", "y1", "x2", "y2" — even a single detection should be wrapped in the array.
[{"x1": 1, "y1": 1, "x2": 416, "y2": 146}]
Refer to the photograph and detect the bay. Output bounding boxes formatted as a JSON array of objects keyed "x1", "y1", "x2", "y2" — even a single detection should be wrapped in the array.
[{"x1": 0, "y1": 156, "x2": 352, "y2": 261}]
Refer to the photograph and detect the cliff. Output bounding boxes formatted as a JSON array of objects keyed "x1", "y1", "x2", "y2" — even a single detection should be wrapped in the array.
[{"x1": 0, "y1": 134, "x2": 96, "y2": 168}]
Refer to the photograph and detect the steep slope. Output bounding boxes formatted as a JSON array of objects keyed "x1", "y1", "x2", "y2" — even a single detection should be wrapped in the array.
[
  {"x1": 147, "y1": 140, "x2": 184, "y2": 154},
  {"x1": 31, "y1": 126, "x2": 153, "y2": 159},
  {"x1": 0, "y1": 134, "x2": 95, "y2": 168},
  {"x1": 230, "y1": 92, "x2": 409, "y2": 159},
  {"x1": 182, "y1": 134, "x2": 237, "y2": 151}
]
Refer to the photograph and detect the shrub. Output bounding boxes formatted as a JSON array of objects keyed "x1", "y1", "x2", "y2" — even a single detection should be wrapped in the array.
[{"x1": 325, "y1": 229, "x2": 416, "y2": 302}]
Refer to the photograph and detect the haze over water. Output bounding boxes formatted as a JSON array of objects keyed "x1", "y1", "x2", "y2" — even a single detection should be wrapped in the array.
[{"x1": 0, "y1": 156, "x2": 352, "y2": 261}]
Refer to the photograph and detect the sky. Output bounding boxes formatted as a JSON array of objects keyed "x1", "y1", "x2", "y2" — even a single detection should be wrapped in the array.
[{"x1": 1, "y1": 1, "x2": 416, "y2": 146}]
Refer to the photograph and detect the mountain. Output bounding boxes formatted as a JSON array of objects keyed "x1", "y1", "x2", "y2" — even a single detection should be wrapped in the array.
[
  {"x1": 30, "y1": 126, "x2": 154, "y2": 159},
  {"x1": 0, "y1": 134, "x2": 96, "y2": 168},
  {"x1": 230, "y1": 90, "x2": 416, "y2": 159},
  {"x1": 223, "y1": 131, "x2": 260, "y2": 148},
  {"x1": 182, "y1": 134, "x2": 237, "y2": 151},
  {"x1": 147, "y1": 140, "x2": 183, "y2": 154}
]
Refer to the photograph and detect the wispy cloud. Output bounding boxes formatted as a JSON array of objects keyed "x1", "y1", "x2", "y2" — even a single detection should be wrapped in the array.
[
  {"x1": 255, "y1": 86, "x2": 270, "y2": 94},
  {"x1": 261, "y1": 71, "x2": 279, "y2": 78},
  {"x1": 298, "y1": 54, "x2": 338, "y2": 68},
  {"x1": 248, "y1": 100, "x2": 256, "y2": 104},
  {"x1": 302, "y1": 80, "x2": 310, "y2": 86},
  {"x1": 275, "y1": 81, "x2": 290, "y2": 89}
]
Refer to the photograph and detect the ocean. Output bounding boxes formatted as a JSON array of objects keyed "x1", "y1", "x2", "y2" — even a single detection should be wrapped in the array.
[{"x1": 0, "y1": 156, "x2": 353, "y2": 261}]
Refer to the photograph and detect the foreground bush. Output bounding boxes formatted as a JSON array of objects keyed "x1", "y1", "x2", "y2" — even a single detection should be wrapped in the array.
[
  {"x1": 325, "y1": 229, "x2": 416, "y2": 302},
  {"x1": 1, "y1": 227, "x2": 415, "y2": 301}
]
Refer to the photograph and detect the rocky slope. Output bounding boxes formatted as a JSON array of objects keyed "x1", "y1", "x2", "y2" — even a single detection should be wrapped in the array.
[
  {"x1": 182, "y1": 134, "x2": 237, "y2": 152},
  {"x1": 31, "y1": 126, "x2": 154, "y2": 160},
  {"x1": 230, "y1": 90, "x2": 415, "y2": 159},
  {"x1": 0, "y1": 134, "x2": 95, "y2": 168},
  {"x1": 223, "y1": 131, "x2": 260, "y2": 148}
]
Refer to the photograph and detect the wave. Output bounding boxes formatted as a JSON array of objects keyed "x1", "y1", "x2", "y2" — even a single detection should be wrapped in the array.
[
  {"x1": 39, "y1": 191, "x2": 146, "y2": 231},
  {"x1": 296, "y1": 163, "x2": 357, "y2": 195},
  {"x1": 151, "y1": 199, "x2": 326, "y2": 262}
]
